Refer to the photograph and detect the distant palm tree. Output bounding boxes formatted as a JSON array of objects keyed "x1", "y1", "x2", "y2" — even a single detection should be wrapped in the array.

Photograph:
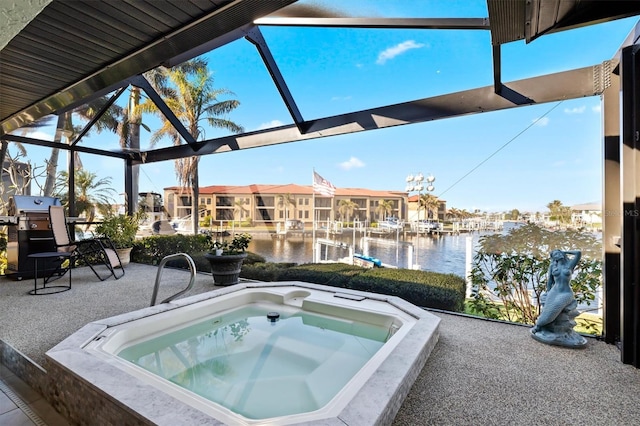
[
  {"x1": 141, "y1": 59, "x2": 243, "y2": 234},
  {"x1": 234, "y1": 198, "x2": 249, "y2": 222},
  {"x1": 375, "y1": 199, "x2": 394, "y2": 221},
  {"x1": 420, "y1": 194, "x2": 440, "y2": 220},
  {"x1": 338, "y1": 199, "x2": 358, "y2": 223},
  {"x1": 459, "y1": 209, "x2": 472, "y2": 220},
  {"x1": 447, "y1": 207, "x2": 461, "y2": 220},
  {"x1": 546, "y1": 199, "x2": 571, "y2": 224},
  {"x1": 55, "y1": 170, "x2": 116, "y2": 228},
  {"x1": 277, "y1": 193, "x2": 296, "y2": 220}
]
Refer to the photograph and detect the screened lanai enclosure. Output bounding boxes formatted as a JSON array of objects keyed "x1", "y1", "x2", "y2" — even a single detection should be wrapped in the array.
[{"x1": 1, "y1": 0, "x2": 640, "y2": 367}]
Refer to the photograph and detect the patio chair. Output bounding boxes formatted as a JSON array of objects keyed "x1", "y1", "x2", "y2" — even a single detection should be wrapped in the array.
[{"x1": 49, "y1": 206, "x2": 124, "y2": 281}]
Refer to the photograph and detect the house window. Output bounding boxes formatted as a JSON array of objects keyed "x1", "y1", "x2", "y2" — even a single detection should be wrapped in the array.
[
  {"x1": 256, "y1": 196, "x2": 274, "y2": 207},
  {"x1": 315, "y1": 198, "x2": 331, "y2": 208},
  {"x1": 279, "y1": 211, "x2": 284, "y2": 219},
  {"x1": 215, "y1": 210, "x2": 234, "y2": 220},
  {"x1": 216, "y1": 196, "x2": 232, "y2": 207},
  {"x1": 304, "y1": 211, "x2": 309, "y2": 219}
]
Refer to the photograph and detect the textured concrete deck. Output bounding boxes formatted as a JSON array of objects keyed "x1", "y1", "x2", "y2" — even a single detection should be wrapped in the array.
[{"x1": 1, "y1": 263, "x2": 640, "y2": 425}]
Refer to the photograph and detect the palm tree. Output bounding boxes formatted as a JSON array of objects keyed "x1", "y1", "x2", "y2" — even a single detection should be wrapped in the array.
[
  {"x1": 277, "y1": 193, "x2": 296, "y2": 220},
  {"x1": 116, "y1": 88, "x2": 144, "y2": 209},
  {"x1": 420, "y1": 194, "x2": 440, "y2": 220},
  {"x1": 55, "y1": 170, "x2": 116, "y2": 228},
  {"x1": 546, "y1": 199, "x2": 572, "y2": 224},
  {"x1": 234, "y1": 198, "x2": 250, "y2": 223},
  {"x1": 338, "y1": 199, "x2": 358, "y2": 223},
  {"x1": 141, "y1": 59, "x2": 243, "y2": 234},
  {"x1": 447, "y1": 207, "x2": 461, "y2": 221},
  {"x1": 43, "y1": 98, "x2": 122, "y2": 198},
  {"x1": 375, "y1": 199, "x2": 394, "y2": 221}
]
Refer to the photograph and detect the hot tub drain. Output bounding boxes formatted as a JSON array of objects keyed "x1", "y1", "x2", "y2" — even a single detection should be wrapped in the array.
[{"x1": 267, "y1": 312, "x2": 280, "y2": 322}]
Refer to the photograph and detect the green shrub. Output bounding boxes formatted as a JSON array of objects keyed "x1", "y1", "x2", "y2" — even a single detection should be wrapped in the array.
[
  {"x1": 240, "y1": 262, "x2": 465, "y2": 312},
  {"x1": 470, "y1": 223, "x2": 602, "y2": 326},
  {"x1": 132, "y1": 234, "x2": 209, "y2": 265},
  {"x1": 350, "y1": 269, "x2": 465, "y2": 311},
  {"x1": 240, "y1": 262, "x2": 295, "y2": 282},
  {"x1": 244, "y1": 252, "x2": 266, "y2": 265},
  {"x1": 278, "y1": 263, "x2": 364, "y2": 288}
]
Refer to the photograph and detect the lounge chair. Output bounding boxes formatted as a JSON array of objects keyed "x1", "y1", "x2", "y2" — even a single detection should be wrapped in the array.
[{"x1": 49, "y1": 206, "x2": 124, "y2": 281}]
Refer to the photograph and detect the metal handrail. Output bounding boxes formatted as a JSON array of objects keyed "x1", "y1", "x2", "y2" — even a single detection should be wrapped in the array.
[{"x1": 150, "y1": 253, "x2": 196, "y2": 306}]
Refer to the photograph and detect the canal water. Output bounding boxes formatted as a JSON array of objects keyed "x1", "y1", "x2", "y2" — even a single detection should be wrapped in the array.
[
  {"x1": 248, "y1": 227, "x2": 501, "y2": 278},
  {"x1": 247, "y1": 222, "x2": 602, "y2": 314}
]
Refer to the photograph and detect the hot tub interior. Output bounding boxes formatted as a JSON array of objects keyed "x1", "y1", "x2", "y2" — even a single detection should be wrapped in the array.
[{"x1": 47, "y1": 283, "x2": 440, "y2": 425}]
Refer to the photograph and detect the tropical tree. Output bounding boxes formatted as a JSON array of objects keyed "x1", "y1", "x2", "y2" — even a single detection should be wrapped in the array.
[
  {"x1": 469, "y1": 223, "x2": 602, "y2": 328},
  {"x1": 118, "y1": 63, "x2": 205, "y2": 210},
  {"x1": 116, "y1": 87, "x2": 144, "y2": 209},
  {"x1": 420, "y1": 194, "x2": 440, "y2": 220},
  {"x1": 234, "y1": 198, "x2": 250, "y2": 222},
  {"x1": 141, "y1": 59, "x2": 243, "y2": 234},
  {"x1": 338, "y1": 199, "x2": 358, "y2": 223},
  {"x1": 375, "y1": 199, "x2": 394, "y2": 221},
  {"x1": 55, "y1": 170, "x2": 116, "y2": 227},
  {"x1": 43, "y1": 98, "x2": 122, "y2": 197},
  {"x1": 0, "y1": 149, "x2": 46, "y2": 214},
  {"x1": 448, "y1": 207, "x2": 470, "y2": 221},
  {"x1": 277, "y1": 193, "x2": 296, "y2": 220},
  {"x1": 547, "y1": 199, "x2": 572, "y2": 224}
]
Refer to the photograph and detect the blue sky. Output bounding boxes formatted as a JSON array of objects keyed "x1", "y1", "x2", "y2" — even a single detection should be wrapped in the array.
[{"x1": 12, "y1": 1, "x2": 639, "y2": 213}]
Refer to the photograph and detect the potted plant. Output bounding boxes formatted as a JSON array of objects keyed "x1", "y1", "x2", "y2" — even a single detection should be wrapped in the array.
[
  {"x1": 94, "y1": 212, "x2": 141, "y2": 267},
  {"x1": 203, "y1": 233, "x2": 252, "y2": 286}
]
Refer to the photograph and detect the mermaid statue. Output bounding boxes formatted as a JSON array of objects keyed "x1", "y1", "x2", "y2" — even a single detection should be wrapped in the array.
[{"x1": 530, "y1": 249, "x2": 587, "y2": 348}]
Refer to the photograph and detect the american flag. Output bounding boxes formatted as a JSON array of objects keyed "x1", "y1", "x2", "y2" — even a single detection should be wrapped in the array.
[{"x1": 313, "y1": 171, "x2": 336, "y2": 197}]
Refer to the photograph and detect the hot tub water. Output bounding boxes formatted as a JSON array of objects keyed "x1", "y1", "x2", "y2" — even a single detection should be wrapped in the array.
[{"x1": 117, "y1": 304, "x2": 388, "y2": 419}]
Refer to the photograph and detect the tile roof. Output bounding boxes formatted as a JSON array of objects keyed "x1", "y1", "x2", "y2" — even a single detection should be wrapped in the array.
[{"x1": 168, "y1": 184, "x2": 406, "y2": 198}]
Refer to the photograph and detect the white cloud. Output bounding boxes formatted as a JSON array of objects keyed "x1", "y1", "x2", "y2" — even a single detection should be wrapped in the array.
[
  {"x1": 592, "y1": 105, "x2": 601, "y2": 113},
  {"x1": 256, "y1": 119, "x2": 284, "y2": 130},
  {"x1": 339, "y1": 156, "x2": 365, "y2": 170},
  {"x1": 376, "y1": 40, "x2": 425, "y2": 65},
  {"x1": 563, "y1": 106, "x2": 586, "y2": 114},
  {"x1": 533, "y1": 117, "x2": 550, "y2": 126}
]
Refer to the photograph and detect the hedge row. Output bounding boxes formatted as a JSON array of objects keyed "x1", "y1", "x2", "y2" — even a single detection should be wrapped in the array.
[
  {"x1": 131, "y1": 234, "x2": 465, "y2": 312},
  {"x1": 241, "y1": 262, "x2": 466, "y2": 312},
  {"x1": 131, "y1": 234, "x2": 265, "y2": 272}
]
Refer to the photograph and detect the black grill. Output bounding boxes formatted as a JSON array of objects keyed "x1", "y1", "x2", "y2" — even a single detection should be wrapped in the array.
[{"x1": 6, "y1": 196, "x2": 62, "y2": 280}]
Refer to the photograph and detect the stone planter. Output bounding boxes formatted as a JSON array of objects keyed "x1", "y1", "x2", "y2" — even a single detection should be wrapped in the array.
[
  {"x1": 204, "y1": 252, "x2": 247, "y2": 286},
  {"x1": 115, "y1": 247, "x2": 133, "y2": 267}
]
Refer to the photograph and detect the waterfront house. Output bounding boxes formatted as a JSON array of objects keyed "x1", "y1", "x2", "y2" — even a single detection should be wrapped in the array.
[
  {"x1": 406, "y1": 194, "x2": 447, "y2": 222},
  {"x1": 164, "y1": 184, "x2": 407, "y2": 227},
  {"x1": 571, "y1": 202, "x2": 603, "y2": 230}
]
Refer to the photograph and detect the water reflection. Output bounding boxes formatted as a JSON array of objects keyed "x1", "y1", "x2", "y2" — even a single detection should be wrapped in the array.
[{"x1": 248, "y1": 230, "x2": 488, "y2": 277}]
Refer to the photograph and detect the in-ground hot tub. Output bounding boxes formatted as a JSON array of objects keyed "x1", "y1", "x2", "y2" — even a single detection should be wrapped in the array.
[{"x1": 47, "y1": 282, "x2": 440, "y2": 425}]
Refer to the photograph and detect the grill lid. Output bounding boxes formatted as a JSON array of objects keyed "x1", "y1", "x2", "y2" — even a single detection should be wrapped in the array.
[{"x1": 8, "y1": 196, "x2": 61, "y2": 215}]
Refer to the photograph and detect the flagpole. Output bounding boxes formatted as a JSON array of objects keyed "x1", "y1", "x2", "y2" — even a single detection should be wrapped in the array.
[{"x1": 312, "y1": 169, "x2": 316, "y2": 263}]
